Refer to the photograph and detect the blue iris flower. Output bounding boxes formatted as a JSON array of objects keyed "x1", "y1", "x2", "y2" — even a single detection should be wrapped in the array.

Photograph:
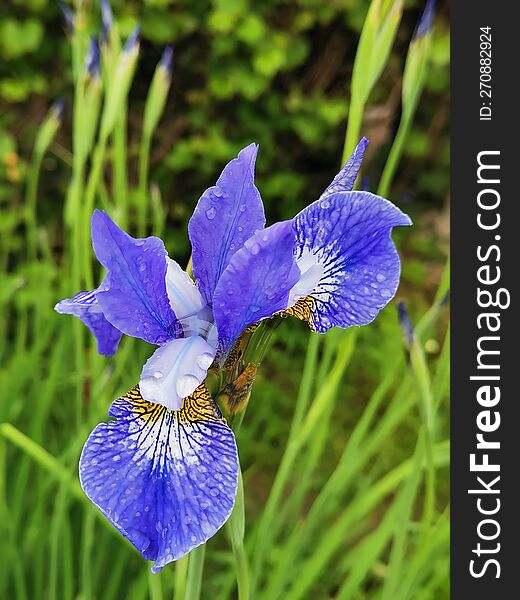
[{"x1": 55, "y1": 139, "x2": 411, "y2": 572}]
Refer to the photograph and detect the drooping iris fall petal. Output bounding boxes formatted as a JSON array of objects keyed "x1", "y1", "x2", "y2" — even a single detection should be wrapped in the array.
[
  {"x1": 55, "y1": 289, "x2": 122, "y2": 356},
  {"x1": 79, "y1": 384, "x2": 238, "y2": 573},
  {"x1": 91, "y1": 210, "x2": 181, "y2": 345}
]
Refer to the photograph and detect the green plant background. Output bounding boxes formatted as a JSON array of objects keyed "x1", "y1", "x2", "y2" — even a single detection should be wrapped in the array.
[{"x1": 0, "y1": 0, "x2": 449, "y2": 599}]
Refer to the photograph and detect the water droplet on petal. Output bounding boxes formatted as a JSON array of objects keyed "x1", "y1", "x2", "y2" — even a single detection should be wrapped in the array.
[
  {"x1": 176, "y1": 374, "x2": 199, "y2": 398},
  {"x1": 206, "y1": 207, "x2": 216, "y2": 220},
  {"x1": 376, "y1": 273, "x2": 386, "y2": 282},
  {"x1": 250, "y1": 243, "x2": 261, "y2": 255},
  {"x1": 197, "y1": 352, "x2": 214, "y2": 370},
  {"x1": 153, "y1": 371, "x2": 163, "y2": 379}
]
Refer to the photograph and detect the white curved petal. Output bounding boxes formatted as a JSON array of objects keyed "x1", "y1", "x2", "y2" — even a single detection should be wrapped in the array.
[
  {"x1": 287, "y1": 247, "x2": 325, "y2": 308},
  {"x1": 165, "y1": 258, "x2": 205, "y2": 320},
  {"x1": 139, "y1": 336, "x2": 217, "y2": 410}
]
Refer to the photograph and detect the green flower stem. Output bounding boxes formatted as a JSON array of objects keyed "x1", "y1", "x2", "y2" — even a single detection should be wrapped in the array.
[
  {"x1": 70, "y1": 78, "x2": 88, "y2": 429},
  {"x1": 25, "y1": 151, "x2": 43, "y2": 261},
  {"x1": 216, "y1": 317, "x2": 284, "y2": 600},
  {"x1": 342, "y1": 97, "x2": 364, "y2": 165},
  {"x1": 242, "y1": 316, "x2": 283, "y2": 367},
  {"x1": 184, "y1": 544, "x2": 206, "y2": 600},
  {"x1": 82, "y1": 134, "x2": 109, "y2": 290},
  {"x1": 226, "y1": 470, "x2": 249, "y2": 600},
  {"x1": 113, "y1": 111, "x2": 129, "y2": 229},
  {"x1": 377, "y1": 118, "x2": 408, "y2": 198},
  {"x1": 148, "y1": 569, "x2": 163, "y2": 600},
  {"x1": 408, "y1": 331, "x2": 436, "y2": 535},
  {"x1": 138, "y1": 131, "x2": 152, "y2": 236},
  {"x1": 173, "y1": 555, "x2": 189, "y2": 600}
]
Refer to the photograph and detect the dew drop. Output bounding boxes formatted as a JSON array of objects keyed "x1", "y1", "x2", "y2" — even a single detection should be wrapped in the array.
[
  {"x1": 153, "y1": 371, "x2": 163, "y2": 379},
  {"x1": 376, "y1": 273, "x2": 386, "y2": 282},
  {"x1": 250, "y1": 243, "x2": 261, "y2": 255},
  {"x1": 197, "y1": 352, "x2": 214, "y2": 370},
  {"x1": 176, "y1": 374, "x2": 199, "y2": 398},
  {"x1": 206, "y1": 207, "x2": 216, "y2": 220}
]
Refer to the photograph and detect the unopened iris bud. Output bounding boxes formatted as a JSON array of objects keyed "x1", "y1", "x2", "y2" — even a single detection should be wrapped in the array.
[
  {"x1": 34, "y1": 98, "x2": 64, "y2": 159},
  {"x1": 99, "y1": 26, "x2": 140, "y2": 139},
  {"x1": 159, "y1": 45, "x2": 174, "y2": 76},
  {"x1": 401, "y1": 0, "x2": 435, "y2": 123},
  {"x1": 59, "y1": 2, "x2": 75, "y2": 36},
  {"x1": 397, "y1": 302, "x2": 415, "y2": 351},
  {"x1": 414, "y1": 0, "x2": 436, "y2": 39},
  {"x1": 123, "y1": 26, "x2": 141, "y2": 56},
  {"x1": 142, "y1": 45, "x2": 174, "y2": 139},
  {"x1": 85, "y1": 36, "x2": 101, "y2": 79},
  {"x1": 100, "y1": 0, "x2": 114, "y2": 45},
  {"x1": 51, "y1": 98, "x2": 65, "y2": 122}
]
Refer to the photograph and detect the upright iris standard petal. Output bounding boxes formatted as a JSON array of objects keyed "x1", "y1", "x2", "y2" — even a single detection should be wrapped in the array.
[
  {"x1": 213, "y1": 221, "x2": 300, "y2": 358},
  {"x1": 79, "y1": 384, "x2": 238, "y2": 573},
  {"x1": 286, "y1": 191, "x2": 412, "y2": 333},
  {"x1": 139, "y1": 336, "x2": 217, "y2": 410},
  {"x1": 55, "y1": 290, "x2": 122, "y2": 356},
  {"x1": 188, "y1": 144, "x2": 266, "y2": 305},
  {"x1": 320, "y1": 137, "x2": 368, "y2": 198},
  {"x1": 91, "y1": 210, "x2": 180, "y2": 345}
]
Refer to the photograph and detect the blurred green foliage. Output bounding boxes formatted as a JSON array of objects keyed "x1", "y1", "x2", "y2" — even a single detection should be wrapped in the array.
[{"x1": 1, "y1": 0, "x2": 449, "y2": 262}]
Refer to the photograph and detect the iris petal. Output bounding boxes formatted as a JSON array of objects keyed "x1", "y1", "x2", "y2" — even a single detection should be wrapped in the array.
[
  {"x1": 91, "y1": 210, "x2": 180, "y2": 345},
  {"x1": 188, "y1": 144, "x2": 266, "y2": 305},
  {"x1": 213, "y1": 220, "x2": 300, "y2": 358},
  {"x1": 165, "y1": 258, "x2": 205, "y2": 321},
  {"x1": 139, "y1": 336, "x2": 217, "y2": 410},
  {"x1": 287, "y1": 191, "x2": 412, "y2": 332},
  {"x1": 55, "y1": 289, "x2": 122, "y2": 356},
  {"x1": 320, "y1": 137, "x2": 368, "y2": 198},
  {"x1": 79, "y1": 384, "x2": 238, "y2": 573}
]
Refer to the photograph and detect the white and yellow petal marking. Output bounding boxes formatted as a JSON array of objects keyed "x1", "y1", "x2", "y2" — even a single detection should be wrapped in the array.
[{"x1": 286, "y1": 192, "x2": 412, "y2": 333}]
